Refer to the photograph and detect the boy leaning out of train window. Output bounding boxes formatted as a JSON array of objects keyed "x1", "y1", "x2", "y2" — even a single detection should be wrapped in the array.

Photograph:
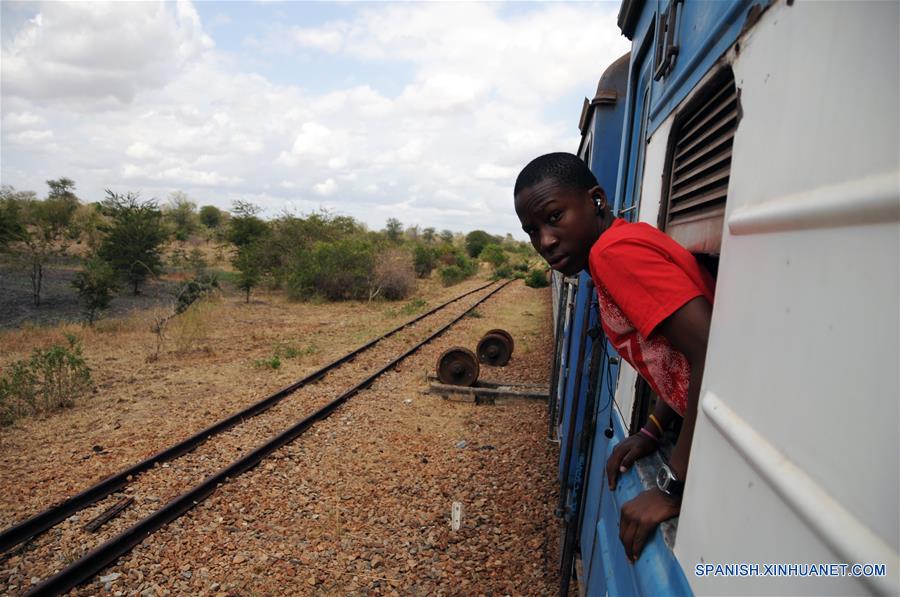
[{"x1": 513, "y1": 153, "x2": 715, "y2": 563}]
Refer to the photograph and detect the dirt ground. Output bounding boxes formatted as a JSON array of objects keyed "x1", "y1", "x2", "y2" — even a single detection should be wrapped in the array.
[{"x1": 0, "y1": 276, "x2": 561, "y2": 595}]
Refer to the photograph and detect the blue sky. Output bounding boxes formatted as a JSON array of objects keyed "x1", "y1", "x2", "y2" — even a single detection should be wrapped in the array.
[{"x1": 1, "y1": 1, "x2": 630, "y2": 238}]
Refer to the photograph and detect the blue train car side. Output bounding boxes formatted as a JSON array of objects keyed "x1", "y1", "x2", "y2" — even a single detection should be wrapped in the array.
[{"x1": 548, "y1": 0, "x2": 898, "y2": 595}]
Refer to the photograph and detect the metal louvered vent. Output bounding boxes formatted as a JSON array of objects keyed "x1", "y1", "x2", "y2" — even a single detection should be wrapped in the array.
[{"x1": 661, "y1": 72, "x2": 738, "y2": 254}]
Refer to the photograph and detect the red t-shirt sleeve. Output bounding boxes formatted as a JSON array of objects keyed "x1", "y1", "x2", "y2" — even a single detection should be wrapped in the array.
[{"x1": 591, "y1": 238, "x2": 704, "y2": 339}]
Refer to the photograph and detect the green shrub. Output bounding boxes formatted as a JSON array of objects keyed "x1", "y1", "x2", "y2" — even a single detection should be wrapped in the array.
[
  {"x1": 253, "y1": 355, "x2": 281, "y2": 369},
  {"x1": 465, "y1": 230, "x2": 496, "y2": 258},
  {"x1": 492, "y1": 264, "x2": 514, "y2": 280},
  {"x1": 480, "y1": 244, "x2": 508, "y2": 269},
  {"x1": 72, "y1": 257, "x2": 118, "y2": 325},
  {"x1": 0, "y1": 334, "x2": 93, "y2": 425},
  {"x1": 401, "y1": 298, "x2": 427, "y2": 315},
  {"x1": 413, "y1": 244, "x2": 437, "y2": 278},
  {"x1": 440, "y1": 265, "x2": 467, "y2": 286},
  {"x1": 286, "y1": 238, "x2": 375, "y2": 300},
  {"x1": 274, "y1": 342, "x2": 317, "y2": 360},
  {"x1": 525, "y1": 269, "x2": 549, "y2": 288},
  {"x1": 175, "y1": 272, "x2": 220, "y2": 314}
]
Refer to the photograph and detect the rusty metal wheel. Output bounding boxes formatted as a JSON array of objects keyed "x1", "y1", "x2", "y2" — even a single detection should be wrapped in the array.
[
  {"x1": 484, "y1": 328, "x2": 514, "y2": 354},
  {"x1": 436, "y1": 347, "x2": 480, "y2": 386},
  {"x1": 477, "y1": 331, "x2": 513, "y2": 367}
]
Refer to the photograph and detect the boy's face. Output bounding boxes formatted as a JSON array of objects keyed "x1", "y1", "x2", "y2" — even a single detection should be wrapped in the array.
[{"x1": 515, "y1": 178, "x2": 603, "y2": 276}]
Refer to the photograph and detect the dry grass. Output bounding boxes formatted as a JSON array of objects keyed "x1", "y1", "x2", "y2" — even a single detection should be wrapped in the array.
[
  {"x1": 0, "y1": 276, "x2": 502, "y2": 526},
  {"x1": 171, "y1": 297, "x2": 219, "y2": 355}
]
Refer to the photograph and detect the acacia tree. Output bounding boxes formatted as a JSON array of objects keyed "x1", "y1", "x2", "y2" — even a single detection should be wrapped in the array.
[
  {"x1": 227, "y1": 201, "x2": 268, "y2": 248},
  {"x1": 384, "y1": 218, "x2": 403, "y2": 243},
  {"x1": 233, "y1": 243, "x2": 262, "y2": 303},
  {"x1": 164, "y1": 191, "x2": 198, "y2": 241},
  {"x1": 98, "y1": 191, "x2": 167, "y2": 295}
]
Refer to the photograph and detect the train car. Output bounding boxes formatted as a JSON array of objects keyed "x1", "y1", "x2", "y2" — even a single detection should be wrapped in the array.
[{"x1": 549, "y1": 0, "x2": 899, "y2": 595}]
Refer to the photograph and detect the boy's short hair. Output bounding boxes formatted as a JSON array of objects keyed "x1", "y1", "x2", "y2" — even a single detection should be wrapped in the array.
[{"x1": 514, "y1": 152, "x2": 600, "y2": 196}]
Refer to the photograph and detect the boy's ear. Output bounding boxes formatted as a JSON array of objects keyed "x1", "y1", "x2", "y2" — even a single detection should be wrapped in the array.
[{"x1": 589, "y1": 185, "x2": 608, "y2": 210}]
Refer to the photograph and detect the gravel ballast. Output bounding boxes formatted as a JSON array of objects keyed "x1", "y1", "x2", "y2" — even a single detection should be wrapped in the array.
[{"x1": 2, "y1": 280, "x2": 560, "y2": 595}]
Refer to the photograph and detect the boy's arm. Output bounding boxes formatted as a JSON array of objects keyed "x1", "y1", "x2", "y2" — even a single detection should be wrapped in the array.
[
  {"x1": 618, "y1": 296, "x2": 712, "y2": 561},
  {"x1": 657, "y1": 295, "x2": 711, "y2": 481},
  {"x1": 606, "y1": 398, "x2": 677, "y2": 490}
]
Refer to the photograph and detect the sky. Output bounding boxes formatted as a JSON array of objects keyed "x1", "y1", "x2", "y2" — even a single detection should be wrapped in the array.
[{"x1": 1, "y1": 1, "x2": 630, "y2": 239}]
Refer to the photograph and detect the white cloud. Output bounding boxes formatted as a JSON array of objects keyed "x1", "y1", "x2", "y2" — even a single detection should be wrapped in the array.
[
  {"x1": 399, "y1": 72, "x2": 486, "y2": 113},
  {"x1": 313, "y1": 178, "x2": 337, "y2": 196},
  {"x1": 0, "y1": 1, "x2": 630, "y2": 236},
  {"x1": 474, "y1": 163, "x2": 519, "y2": 182},
  {"x1": 294, "y1": 27, "x2": 344, "y2": 53},
  {"x1": 1, "y1": 1, "x2": 213, "y2": 105},
  {"x1": 125, "y1": 142, "x2": 161, "y2": 161},
  {"x1": 2, "y1": 111, "x2": 45, "y2": 130},
  {"x1": 7, "y1": 129, "x2": 54, "y2": 144}
]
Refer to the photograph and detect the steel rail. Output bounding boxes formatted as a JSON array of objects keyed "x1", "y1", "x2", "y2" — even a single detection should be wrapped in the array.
[
  {"x1": 0, "y1": 280, "x2": 496, "y2": 554},
  {"x1": 28, "y1": 279, "x2": 511, "y2": 596}
]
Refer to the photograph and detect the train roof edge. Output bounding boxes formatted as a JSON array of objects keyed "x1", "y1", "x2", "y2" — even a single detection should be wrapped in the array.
[
  {"x1": 617, "y1": 0, "x2": 644, "y2": 40},
  {"x1": 579, "y1": 52, "x2": 630, "y2": 136}
]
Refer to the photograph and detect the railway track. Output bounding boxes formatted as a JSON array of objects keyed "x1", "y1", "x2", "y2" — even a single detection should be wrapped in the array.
[{"x1": 0, "y1": 279, "x2": 511, "y2": 595}]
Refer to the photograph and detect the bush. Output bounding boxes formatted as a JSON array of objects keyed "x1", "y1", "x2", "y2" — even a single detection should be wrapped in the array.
[
  {"x1": 440, "y1": 265, "x2": 467, "y2": 286},
  {"x1": 465, "y1": 230, "x2": 496, "y2": 258},
  {"x1": 480, "y1": 244, "x2": 508, "y2": 269},
  {"x1": 413, "y1": 244, "x2": 437, "y2": 278},
  {"x1": 199, "y1": 205, "x2": 224, "y2": 229},
  {"x1": 175, "y1": 272, "x2": 220, "y2": 314},
  {"x1": 492, "y1": 264, "x2": 514, "y2": 280},
  {"x1": 72, "y1": 257, "x2": 118, "y2": 325},
  {"x1": 525, "y1": 269, "x2": 550, "y2": 288},
  {"x1": 253, "y1": 355, "x2": 281, "y2": 370},
  {"x1": 0, "y1": 334, "x2": 93, "y2": 425},
  {"x1": 287, "y1": 238, "x2": 375, "y2": 301},
  {"x1": 373, "y1": 248, "x2": 416, "y2": 300}
]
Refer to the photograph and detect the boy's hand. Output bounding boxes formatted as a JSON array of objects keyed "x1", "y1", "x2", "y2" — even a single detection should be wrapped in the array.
[
  {"x1": 619, "y1": 487, "x2": 681, "y2": 562},
  {"x1": 606, "y1": 433, "x2": 657, "y2": 490}
]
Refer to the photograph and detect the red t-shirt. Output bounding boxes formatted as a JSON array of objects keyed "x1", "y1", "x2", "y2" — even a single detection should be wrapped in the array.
[{"x1": 587, "y1": 219, "x2": 715, "y2": 416}]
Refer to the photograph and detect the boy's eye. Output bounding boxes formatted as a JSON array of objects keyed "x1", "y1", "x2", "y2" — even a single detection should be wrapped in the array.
[{"x1": 548, "y1": 211, "x2": 562, "y2": 224}]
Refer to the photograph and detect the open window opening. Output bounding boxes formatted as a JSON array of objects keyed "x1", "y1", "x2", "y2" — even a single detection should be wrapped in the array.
[{"x1": 628, "y1": 68, "x2": 738, "y2": 522}]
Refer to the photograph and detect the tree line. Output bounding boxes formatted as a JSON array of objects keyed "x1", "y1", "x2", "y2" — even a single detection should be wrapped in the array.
[{"x1": 0, "y1": 179, "x2": 541, "y2": 325}]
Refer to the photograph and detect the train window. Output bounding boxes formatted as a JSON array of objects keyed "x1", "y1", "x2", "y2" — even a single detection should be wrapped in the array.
[
  {"x1": 629, "y1": 378, "x2": 682, "y2": 459},
  {"x1": 627, "y1": 69, "x2": 735, "y2": 483},
  {"x1": 658, "y1": 68, "x2": 738, "y2": 255},
  {"x1": 653, "y1": 0, "x2": 682, "y2": 81}
]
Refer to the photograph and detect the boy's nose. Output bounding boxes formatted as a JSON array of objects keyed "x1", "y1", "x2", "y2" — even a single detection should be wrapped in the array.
[{"x1": 540, "y1": 229, "x2": 559, "y2": 253}]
